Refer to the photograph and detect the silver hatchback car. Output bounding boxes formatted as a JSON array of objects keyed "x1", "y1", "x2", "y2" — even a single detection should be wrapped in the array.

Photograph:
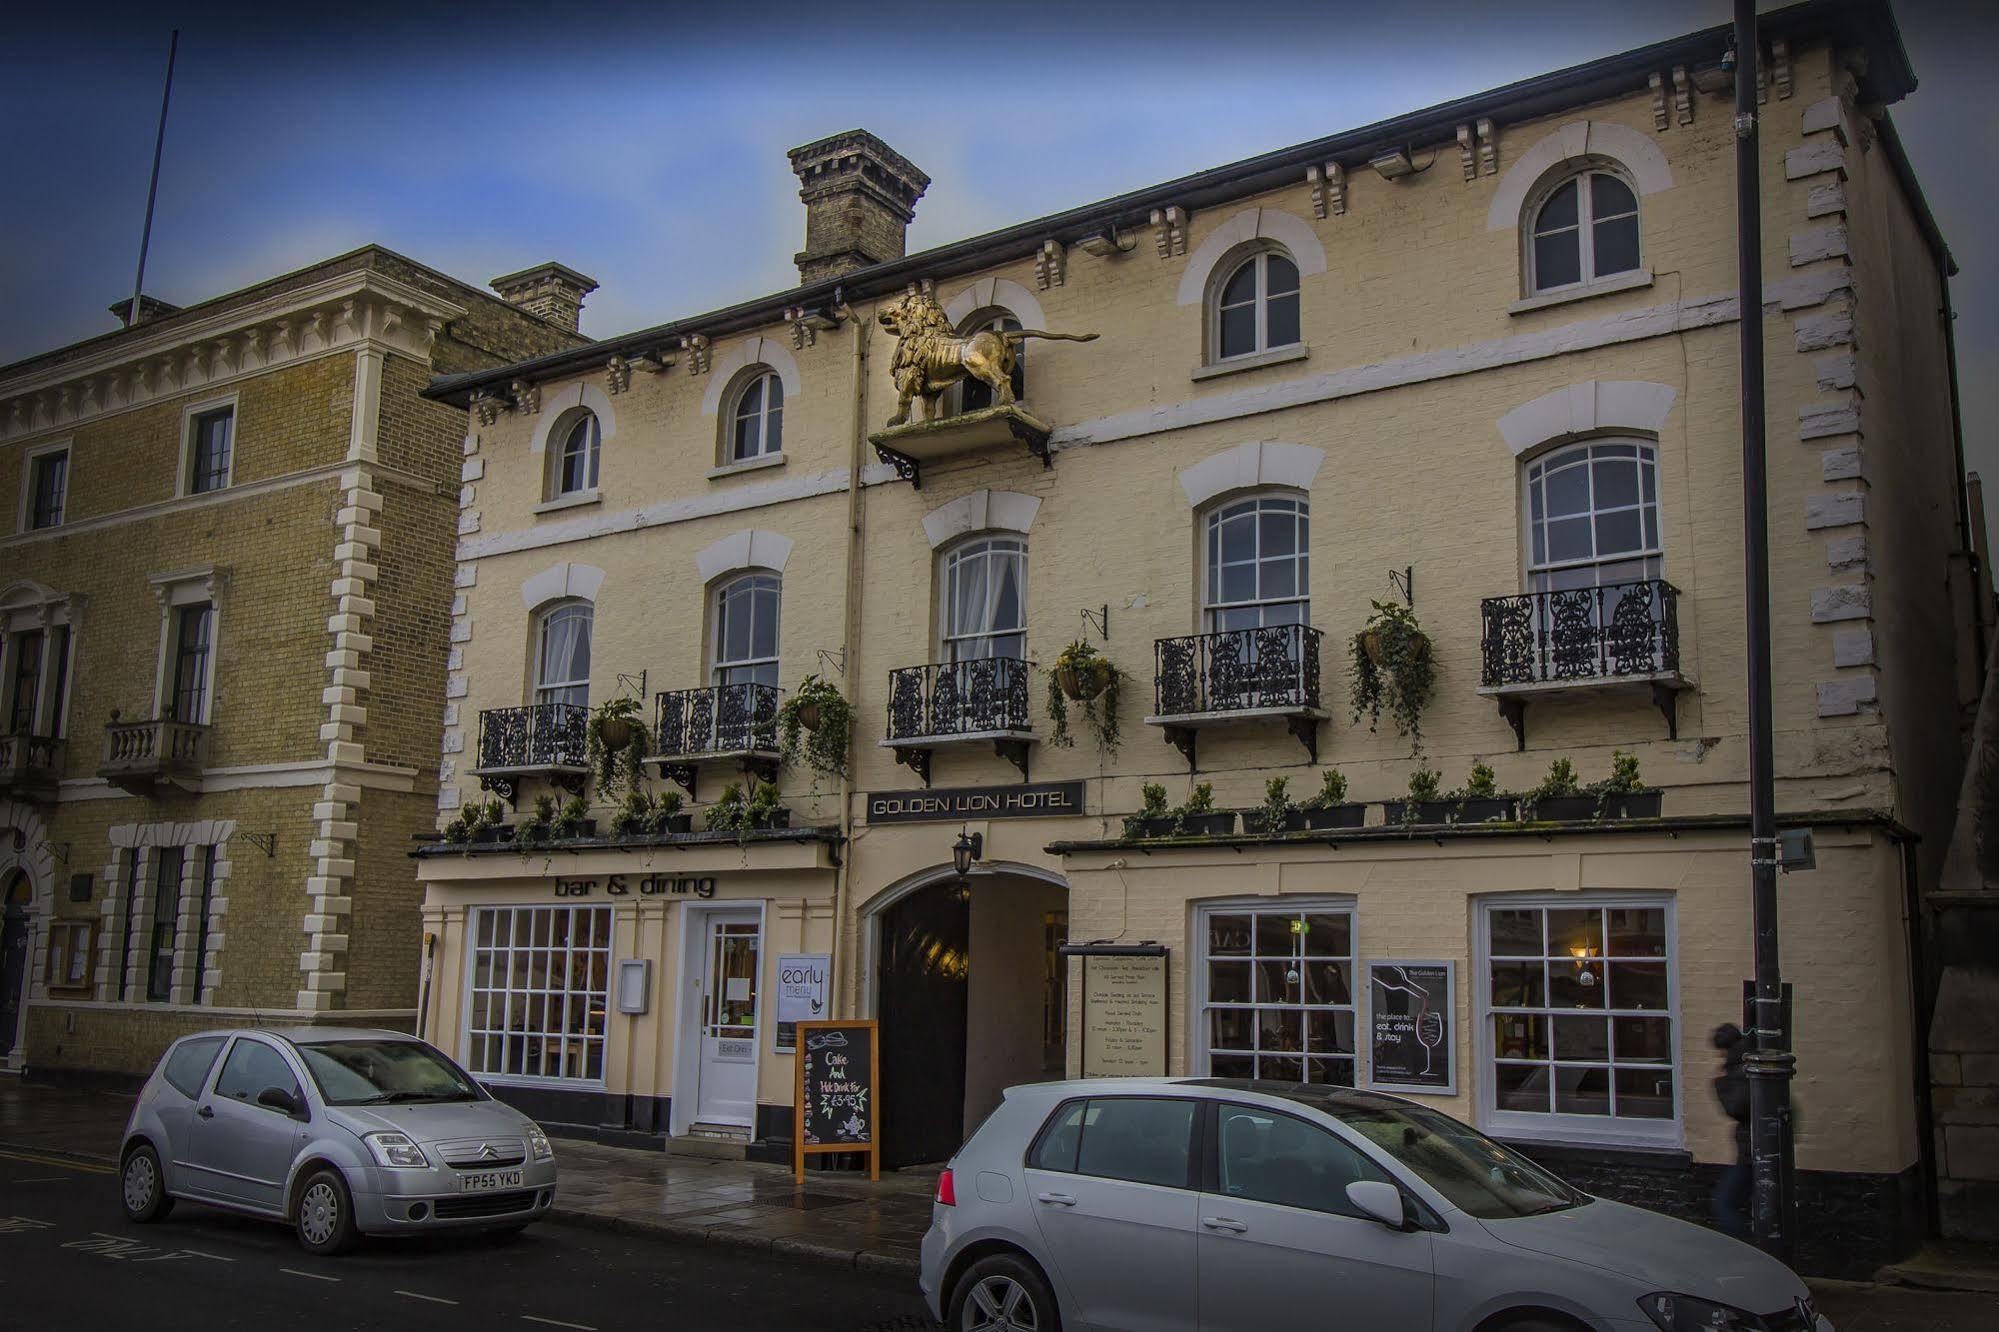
[
  {"x1": 920, "y1": 1078, "x2": 1832, "y2": 1332},
  {"x1": 119, "y1": 1027, "x2": 558, "y2": 1254}
]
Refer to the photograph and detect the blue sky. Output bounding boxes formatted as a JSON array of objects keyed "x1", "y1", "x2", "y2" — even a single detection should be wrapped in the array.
[{"x1": 2, "y1": 1, "x2": 1991, "y2": 527}]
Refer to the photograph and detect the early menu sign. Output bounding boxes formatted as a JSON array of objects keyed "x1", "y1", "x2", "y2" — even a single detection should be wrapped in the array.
[
  {"x1": 1367, "y1": 960, "x2": 1456, "y2": 1095},
  {"x1": 866, "y1": 780, "x2": 1086, "y2": 825},
  {"x1": 794, "y1": 1020, "x2": 880, "y2": 1181},
  {"x1": 1065, "y1": 944, "x2": 1169, "y2": 1078}
]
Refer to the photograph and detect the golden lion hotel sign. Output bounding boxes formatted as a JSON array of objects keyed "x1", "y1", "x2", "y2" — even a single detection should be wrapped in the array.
[{"x1": 865, "y1": 781, "x2": 1086, "y2": 824}]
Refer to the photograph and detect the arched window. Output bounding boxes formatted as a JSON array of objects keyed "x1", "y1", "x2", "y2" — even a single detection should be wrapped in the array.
[
  {"x1": 1204, "y1": 494, "x2": 1308, "y2": 631},
  {"x1": 1528, "y1": 169, "x2": 1640, "y2": 294},
  {"x1": 953, "y1": 310, "x2": 1025, "y2": 415},
  {"x1": 1526, "y1": 440, "x2": 1661, "y2": 592},
  {"x1": 941, "y1": 536, "x2": 1027, "y2": 661},
  {"x1": 1213, "y1": 249, "x2": 1300, "y2": 362},
  {"x1": 728, "y1": 369, "x2": 784, "y2": 462},
  {"x1": 547, "y1": 410, "x2": 601, "y2": 498},
  {"x1": 533, "y1": 602, "x2": 592, "y2": 710},
  {"x1": 712, "y1": 572, "x2": 780, "y2": 686}
]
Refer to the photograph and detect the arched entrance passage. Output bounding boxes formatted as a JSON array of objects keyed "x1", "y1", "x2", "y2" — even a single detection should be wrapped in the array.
[
  {"x1": 1, "y1": 870, "x2": 31, "y2": 1061},
  {"x1": 866, "y1": 863, "x2": 1069, "y2": 1168}
]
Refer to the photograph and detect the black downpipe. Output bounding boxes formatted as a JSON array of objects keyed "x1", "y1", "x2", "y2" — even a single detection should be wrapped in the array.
[
  {"x1": 1902, "y1": 835, "x2": 1939, "y2": 1241},
  {"x1": 1733, "y1": 0, "x2": 1797, "y2": 1263}
]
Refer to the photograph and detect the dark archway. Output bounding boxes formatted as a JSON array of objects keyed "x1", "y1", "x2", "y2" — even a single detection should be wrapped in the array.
[
  {"x1": 876, "y1": 878, "x2": 970, "y2": 1169},
  {"x1": 1, "y1": 870, "x2": 32, "y2": 1061}
]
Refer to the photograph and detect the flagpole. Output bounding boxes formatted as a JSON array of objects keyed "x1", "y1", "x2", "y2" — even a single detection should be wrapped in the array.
[{"x1": 128, "y1": 29, "x2": 180, "y2": 327}]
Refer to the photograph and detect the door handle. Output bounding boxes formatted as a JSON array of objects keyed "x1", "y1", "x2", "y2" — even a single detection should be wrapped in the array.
[
  {"x1": 1035, "y1": 1192, "x2": 1077, "y2": 1207},
  {"x1": 1202, "y1": 1216, "x2": 1248, "y2": 1233},
  {"x1": 196, "y1": 1105, "x2": 214, "y2": 1119}
]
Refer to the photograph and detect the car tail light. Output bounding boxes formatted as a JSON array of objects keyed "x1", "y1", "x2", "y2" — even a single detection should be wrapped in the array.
[{"x1": 936, "y1": 1168, "x2": 956, "y2": 1206}]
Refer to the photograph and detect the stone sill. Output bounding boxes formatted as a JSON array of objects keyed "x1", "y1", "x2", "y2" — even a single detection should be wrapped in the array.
[
  {"x1": 706, "y1": 452, "x2": 787, "y2": 481},
  {"x1": 1508, "y1": 269, "x2": 1655, "y2": 315},
  {"x1": 1191, "y1": 343, "x2": 1310, "y2": 382},
  {"x1": 532, "y1": 488, "x2": 602, "y2": 516}
]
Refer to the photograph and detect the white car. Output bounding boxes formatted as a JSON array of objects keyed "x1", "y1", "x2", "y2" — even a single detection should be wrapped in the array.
[{"x1": 918, "y1": 1077, "x2": 1829, "y2": 1332}]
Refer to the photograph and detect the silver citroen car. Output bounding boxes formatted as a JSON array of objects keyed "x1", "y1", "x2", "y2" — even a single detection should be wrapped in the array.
[
  {"x1": 119, "y1": 1027, "x2": 558, "y2": 1254},
  {"x1": 919, "y1": 1078, "x2": 1832, "y2": 1332}
]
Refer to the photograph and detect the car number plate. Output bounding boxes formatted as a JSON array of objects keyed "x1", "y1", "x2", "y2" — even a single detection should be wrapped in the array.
[{"x1": 460, "y1": 1169, "x2": 523, "y2": 1192}]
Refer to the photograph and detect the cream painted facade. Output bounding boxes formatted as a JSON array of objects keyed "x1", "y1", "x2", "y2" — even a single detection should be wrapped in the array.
[{"x1": 419, "y1": 2, "x2": 1968, "y2": 1272}]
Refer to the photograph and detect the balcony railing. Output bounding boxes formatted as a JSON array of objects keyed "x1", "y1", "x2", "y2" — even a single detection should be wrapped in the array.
[
  {"x1": 0, "y1": 732, "x2": 64, "y2": 801},
  {"x1": 1154, "y1": 624, "x2": 1324, "y2": 717},
  {"x1": 473, "y1": 702, "x2": 589, "y2": 773},
  {"x1": 1480, "y1": 579, "x2": 1682, "y2": 688},
  {"x1": 652, "y1": 683, "x2": 780, "y2": 759},
  {"x1": 99, "y1": 715, "x2": 207, "y2": 793},
  {"x1": 887, "y1": 657, "x2": 1033, "y2": 742}
]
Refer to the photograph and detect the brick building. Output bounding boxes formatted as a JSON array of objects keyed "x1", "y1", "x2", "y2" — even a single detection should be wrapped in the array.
[
  {"x1": 413, "y1": 0, "x2": 1974, "y2": 1274},
  {"x1": 0, "y1": 246, "x2": 586, "y2": 1077}
]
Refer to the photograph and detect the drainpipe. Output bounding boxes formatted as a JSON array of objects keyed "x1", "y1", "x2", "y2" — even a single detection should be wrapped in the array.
[
  {"x1": 1901, "y1": 832, "x2": 1939, "y2": 1239},
  {"x1": 831, "y1": 289, "x2": 869, "y2": 1018}
]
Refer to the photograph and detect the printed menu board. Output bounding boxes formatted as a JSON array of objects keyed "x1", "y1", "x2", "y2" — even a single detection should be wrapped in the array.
[
  {"x1": 1079, "y1": 953, "x2": 1168, "y2": 1077},
  {"x1": 1367, "y1": 961, "x2": 1456, "y2": 1095},
  {"x1": 794, "y1": 1020, "x2": 879, "y2": 1180}
]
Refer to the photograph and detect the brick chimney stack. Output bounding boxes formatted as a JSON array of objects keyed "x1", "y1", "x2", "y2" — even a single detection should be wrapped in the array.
[
  {"x1": 490, "y1": 262, "x2": 599, "y2": 334},
  {"x1": 787, "y1": 130, "x2": 930, "y2": 285}
]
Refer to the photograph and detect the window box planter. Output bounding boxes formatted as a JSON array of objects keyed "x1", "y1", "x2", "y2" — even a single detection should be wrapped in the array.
[
  {"x1": 1126, "y1": 815, "x2": 1181, "y2": 839},
  {"x1": 1456, "y1": 797, "x2": 1516, "y2": 824},
  {"x1": 1177, "y1": 811, "x2": 1237, "y2": 837},
  {"x1": 470, "y1": 825, "x2": 515, "y2": 845},
  {"x1": 659, "y1": 813, "x2": 695, "y2": 835},
  {"x1": 1602, "y1": 790, "x2": 1663, "y2": 819},
  {"x1": 554, "y1": 820, "x2": 599, "y2": 841},
  {"x1": 1301, "y1": 803, "x2": 1367, "y2": 830},
  {"x1": 1384, "y1": 800, "x2": 1457, "y2": 825},
  {"x1": 1526, "y1": 795, "x2": 1598, "y2": 822},
  {"x1": 1242, "y1": 808, "x2": 1308, "y2": 835}
]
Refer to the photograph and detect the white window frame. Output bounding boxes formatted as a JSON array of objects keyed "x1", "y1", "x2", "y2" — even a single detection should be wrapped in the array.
[
  {"x1": 726, "y1": 368, "x2": 784, "y2": 464},
  {"x1": 532, "y1": 601, "x2": 593, "y2": 710},
  {"x1": 938, "y1": 534, "x2": 1028, "y2": 663},
  {"x1": 177, "y1": 393, "x2": 239, "y2": 497},
  {"x1": 1521, "y1": 438, "x2": 1663, "y2": 593},
  {"x1": 0, "y1": 586, "x2": 75, "y2": 740},
  {"x1": 1202, "y1": 491, "x2": 1310, "y2": 632},
  {"x1": 1473, "y1": 892, "x2": 1681, "y2": 1150},
  {"x1": 545, "y1": 408, "x2": 602, "y2": 500},
  {"x1": 459, "y1": 904, "x2": 615, "y2": 1088},
  {"x1": 18, "y1": 439, "x2": 71, "y2": 532},
  {"x1": 710, "y1": 571, "x2": 781, "y2": 687},
  {"x1": 148, "y1": 568, "x2": 223, "y2": 725},
  {"x1": 1525, "y1": 167, "x2": 1642, "y2": 297},
  {"x1": 1191, "y1": 897, "x2": 1359, "y2": 1088},
  {"x1": 1209, "y1": 247, "x2": 1302, "y2": 364}
]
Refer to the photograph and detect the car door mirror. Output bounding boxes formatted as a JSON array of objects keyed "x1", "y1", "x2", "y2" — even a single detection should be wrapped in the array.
[
  {"x1": 1346, "y1": 1180, "x2": 1412, "y2": 1231},
  {"x1": 256, "y1": 1085, "x2": 304, "y2": 1118}
]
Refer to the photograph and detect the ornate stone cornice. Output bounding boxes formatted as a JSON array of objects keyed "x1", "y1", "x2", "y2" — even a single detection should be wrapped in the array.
[{"x1": 1, "y1": 272, "x2": 463, "y2": 444}]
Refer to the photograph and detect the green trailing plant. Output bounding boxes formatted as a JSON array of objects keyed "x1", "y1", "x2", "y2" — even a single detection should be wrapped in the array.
[
  {"x1": 646, "y1": 788, "x2": 685, "y2": 834},
  {"x1": 1257, "y1": 776, "x2": 1297, "y2": 832},
  {"x1": 516, "y1": 794, "x2": 556, "y2": 845},
  {"x1": 1348, "y1": 600, "x2": 1437, "y2": 750},
  {"x1": 1125, "y1": 781, "x2": 1171, "y2": 838},
  {"x1": 707, "y1": 781, "x2": 786, "y2": 842},
  {"x1": 706, "y1": 783, "x2": 747, "y2": 834},
  {"x1": 778, "y1": 674, "x2": 853, "y2": 782},
  {"x1": 585, "y1": 697, "x2": 649, "y2": 802},
  {"x1": 746, "y1": 780, "x2": 785, "y2": 827},
  {"x1": 1046, "y1": 640, "x2": 1124, "y2": 757},
  {"x1": 1303, "y1": 768, "x2": 1350, "y2": 809}
]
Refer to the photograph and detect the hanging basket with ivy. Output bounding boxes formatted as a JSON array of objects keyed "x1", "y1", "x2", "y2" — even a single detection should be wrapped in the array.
[
  {"x1": 585, "y1": 697, "x2": 649, "y2": 802},
  {"x1": 777, "y1": 674, "x2": 852, "y2": 782},
  {"x1": 1046, "y1": 640, "x2": 1123, "y2": 756},
  {"x1": 1348, "y1": 600, "x2": 1436, "y2": 749}
]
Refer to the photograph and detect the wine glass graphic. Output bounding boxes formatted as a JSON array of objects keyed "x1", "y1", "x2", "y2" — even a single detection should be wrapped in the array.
[{"x1": 1378, "y1": 967, "x2": 1442, "y2": 1076}]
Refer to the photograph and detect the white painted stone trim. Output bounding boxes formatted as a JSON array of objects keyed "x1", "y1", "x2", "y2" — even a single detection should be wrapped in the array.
[
  {"x1": 528, "y1": 381, "x2": 617, "y2": 456},
  {"x1": 1177, "y1": 441, "x2": 1326, "y2": 509},
  {"x1": 519, "y1": 561, "x2": 607, "y2": 609},
  {"x1": 1176, "y1": 207, "x2": 1330, "y2": 307},
  {"x1": 942, "y1": 277, "x2": 1049, "y2": 331},
  {"x1": 695, "y1": 529, "x2": 794, "y2": 582},
  {"x1": 1497, "y1": 381, "x2": 1678, "y2": 456},
  {"x1": 1487, "y1": 120, "x2": 1674, "y2": 232},
  {"x1": 920, "y1": 490, "x2": 1043, "y2": 548},
  {"x1": 700, "y1": 337, "x2": 803, "y2": 417}
]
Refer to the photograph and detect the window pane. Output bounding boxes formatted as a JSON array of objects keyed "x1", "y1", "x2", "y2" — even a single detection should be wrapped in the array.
[
  {"x1": 1607, "y1": 908, "x2": 1667, "y2": 956},
  {"x1": 1593, "y1": 458, "x2": 1640, "y2": 508},
  {"x1": 1615, "y1": 1068, "x2": 1675, "y2": 1119},
  {"x1": 1552, "y1": 1015, "x2": 1609, "y2": 1062},
  {"x1": 1075, "y1": 1098, "x2": 1194, "y2": 1188},
  {"x1": 1255, "y1": 912, "x2": 1298, "y2": 957},
  {"x1": 1219, "y1": 304, "x2": 1257, "y2": 358},
  {"x1": 1264, "y1": 254, "x2": 1299, "y2": 295},
  {"x1": 1593, "y1": 215, "x2": 1641, "y2": 277},
  {"x1": 1489, "y1": 910, "x2": 1543, "y2": 957},
  {"x1": 1209, "y1": 960, "x2": 1251, "y2": 1004},
  {"x1": 1613, "y1": 1016, "x2": 1673, "y2": 1063},
  {"x1": 1591, "y1": 173, "x2": 1637, "y2": 217},
  {"x1": 1259, "y1": 511, "x2": 1297, "y2": 557},
  {"x1": 1255, "y1": 960, "x2": 1297, "y2": 1005},
  {"x1": 1543, "y1": 461, "x2": 1590, "y2": 517},
  {"x1": 1548, "y1": 960, "x2": 1606, "y2": 1009},
  {"x1": 1265, "y1": 293, "x2": 1300, "y2": 349},
  {"x1": 1300, "y1": 913, "x2": 1348, "y2": 958},
  {"x1": 1259, "y1": 1054, "x2": 1304, "y2": 1083},
  {"x1": 1493, "y1": 1014, "x2": 1547, "y2": 1060},
  {"x1": 1489, "y1": 961, "x2": 1546, "y2": 1009},
  {"x1": 1302, "y1": 961, "x2": 1350, "y2": 1006},
  {"x1": 1555, "y1": 1067, "x2": 1612, "y2": 1116},
  {"x1": 1546, "y1": 909, "x2": 1603, "y2": 959},
  {"x1": 1215, "y1": 1106, "x2": 1386, "y2": 1215},
  {"x1": 1219, "y1": 563, "x2": 1257, "y2": 604},
  {"x1": 1221, "y1": 261, "x2": 1258, "y2": 307},
  {"x1": 1608, "y1": 962, "x2": 1669, "y2": 1011},
  {"x1": 1305, "y1": 1008, "x2": 1354, "y2": 1054},
  {"x1": 736, "y1": 376, "x2": 763, "y2": 419},
  {"x1": 1495, "y1": 1063, "x2": 1550, "y2": 1113},
  {"x1": 1210, "y1": 1007, "x2": 1255, "y2": 1051},
  {"x1": 1218, "y1": 511, "x2": 1256, "y2": 563},
  {"x1": 1534, "y1": 233, "x2": 1581, "y2": 290},
  {"x1": 1594, "y1": 508, "x2": 1644, "y2": 556},
  {"x1": 1536, "y1": 180, "x2": 1579, "y2": 232},
  {"x1": 1031, "y1": 1101, "x2": 1086, "y2": 1172},
  {"x1": 1257, "y1": 1008, "x2": 1304, "y2": 1055},
  {"x1": 1211, "y1": 1053, "x2": 1255, "y2": 1079},
  {"x1": 1208, "y1": 915, "x2": 1252, "y2": 956}
]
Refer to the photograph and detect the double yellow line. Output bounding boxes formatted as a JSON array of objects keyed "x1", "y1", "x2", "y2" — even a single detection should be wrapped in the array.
[{"x1": 0, "y1": 1147, "x2": 114, "y2": 1175}]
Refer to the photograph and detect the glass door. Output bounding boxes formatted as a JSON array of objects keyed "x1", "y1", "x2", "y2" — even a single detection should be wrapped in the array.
[{"x1": 694, "y1": 910, "x2": 761, "y2": 1127}]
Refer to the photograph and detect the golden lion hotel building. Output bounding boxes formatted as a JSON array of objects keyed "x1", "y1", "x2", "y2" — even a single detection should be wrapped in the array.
[{"x1": 413, "y1": 1, "x2": 1979, "y2": 1276}]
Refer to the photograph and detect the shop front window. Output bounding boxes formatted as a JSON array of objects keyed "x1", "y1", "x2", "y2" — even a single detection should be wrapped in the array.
[
  {"x1": 466, "y1": 905, "x2": 613, "y2": 1082},
  {"x1": 1197, "y1": 901, "x2": 1355, "y2": 1086}
]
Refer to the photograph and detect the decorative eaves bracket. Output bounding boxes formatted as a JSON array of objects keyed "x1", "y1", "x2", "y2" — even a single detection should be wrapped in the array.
[{"x1": 784, "y1": 305, "x2": 844, "y2": 349}]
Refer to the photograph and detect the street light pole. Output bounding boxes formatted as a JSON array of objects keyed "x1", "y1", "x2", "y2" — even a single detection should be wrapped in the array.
[{"x1": 1732, "y1": 0, "x2": 1795, "y2": 1261}]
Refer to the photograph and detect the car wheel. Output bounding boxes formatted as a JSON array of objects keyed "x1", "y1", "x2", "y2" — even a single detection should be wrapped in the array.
[
  {"x1": 120, "y1": 1145, "x2": 174, "y2": 1223},
  {"x1": 950, "y1": 1253, "x2": 1061, "y2": 1332},
  {"x1": 294, "y1": 1168, "x2": 360, "y2": 1256}
]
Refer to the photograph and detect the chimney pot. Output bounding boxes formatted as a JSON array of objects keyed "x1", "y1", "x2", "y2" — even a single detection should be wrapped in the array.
[{"x1": 786, "y1": 129, "x2": 929, "y2": 285}]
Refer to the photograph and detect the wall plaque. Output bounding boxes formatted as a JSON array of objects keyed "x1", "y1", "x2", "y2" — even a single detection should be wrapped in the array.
[
  {"x1": 1366, "y1": 960, "x2": 1456, "y2": 1095},
  {"x1": 1065, "y1": 943, "x2": 1168, "y2": 1077},
  {"x1": 865, "y1": 780, "x2": 1086, "y2": 825}
]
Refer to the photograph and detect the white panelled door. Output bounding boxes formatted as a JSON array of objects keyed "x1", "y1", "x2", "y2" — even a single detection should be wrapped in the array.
[{"x1": 694, "y1": 910, "x2": 762, "y2": 1127}]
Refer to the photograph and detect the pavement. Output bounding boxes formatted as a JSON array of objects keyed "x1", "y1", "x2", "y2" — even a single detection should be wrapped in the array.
[{"x1": 8, "y1": 1072, "x2": 1999, "y2": 1329}]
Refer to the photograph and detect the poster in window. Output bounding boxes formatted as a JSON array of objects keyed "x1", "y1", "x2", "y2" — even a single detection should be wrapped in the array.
[{"x1": 1366, "y1": 960, "x2": 1456, "y2": 1095}]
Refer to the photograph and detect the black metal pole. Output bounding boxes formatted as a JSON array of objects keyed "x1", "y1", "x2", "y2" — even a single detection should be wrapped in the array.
[
  {"x1": 128, "y1": 29, "x2": 179, "y2": 327},
  {"x1": 1732, "y1": 0, "x2": 1795, "y2": 1262}
]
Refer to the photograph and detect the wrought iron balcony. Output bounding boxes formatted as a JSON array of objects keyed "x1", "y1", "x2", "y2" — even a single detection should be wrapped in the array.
[
  {"x1": 0, "y1": 733, "x2": 64, "y2": 802},
  {"x1": 1478, "y1": 578, "x2": 1690, "y2": 748},
  {"x1": 99, "y1": 714, "x2": 206, "y2": 794},
  {"x1": 1146, "y1": 624, "x2": 1326, "y2": 770},
  {"x1": 648, "y1": 683, "x2": 781, "y2": 796},
  {"x1": 882, "y1": 657, "x2": 1034, "y2": 785},
  {"x1": 470, "y1": 702, "x2": 589, "y2": 803}
]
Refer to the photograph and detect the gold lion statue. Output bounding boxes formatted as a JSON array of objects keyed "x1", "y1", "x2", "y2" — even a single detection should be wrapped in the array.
[{"x1": 877, "y1": 291, "x2": 1098, "y2": 427}]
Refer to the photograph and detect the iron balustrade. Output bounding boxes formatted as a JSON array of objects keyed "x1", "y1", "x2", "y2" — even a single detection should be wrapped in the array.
[
  {"x1": 886, "y1": 657, "x2": 1033, "y2": 741},
  {"x1": 652, "y1": 683, "x2": 780, "y2": 757},
  {"x1": 474, "y1": 702, "x2": 588, "y2": 771},
  {"x1": 1480, "y1": 579, "x2": 1682, "y2": 688},
  {"x1": 1153, "y1": 624, "x2": 1324, "y2": 717}
]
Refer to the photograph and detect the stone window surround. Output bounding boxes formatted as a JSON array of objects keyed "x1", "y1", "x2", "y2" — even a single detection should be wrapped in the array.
[
  {"x1": 0, "y1": 579, "x2": 75, "y2": 741},
  {"x1": 1179, "y1": 207, "x2": 1328, "y2": 375},
  {"x1": 541, "y1": 405, "x2": 603, "y2": 506},
  {"x1": 176, "y1": 392, "x2": 239, "y2": 497},
  {"x1": 17, "y1": 438, "x2": 70, "y2": 533},
  {"x1": 1487, "y1": 120, "x2": 1673, "y2": 304},
  {"x1": 148, "y1": 566, "x2": 225, "y2": 725},
  {"x1": 1519, "y1": 164, "x2": 1644, "y2": 300},
  {"x1": 94, "y1": 819, "x2": 236, "y2": 1008}
]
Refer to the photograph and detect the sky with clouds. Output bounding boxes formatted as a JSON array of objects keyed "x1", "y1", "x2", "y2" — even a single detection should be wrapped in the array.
[{"x1": 2, "y1": 1, "x2": 1991, "y2": 536}]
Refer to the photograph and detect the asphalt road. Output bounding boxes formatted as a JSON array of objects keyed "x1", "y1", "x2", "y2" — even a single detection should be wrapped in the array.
[{"x1": 0, "y1": 1148, "x2": 938, "y2": 1332}]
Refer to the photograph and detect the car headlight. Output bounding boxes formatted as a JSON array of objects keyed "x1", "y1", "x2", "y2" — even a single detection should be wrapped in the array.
[
  {"x1": 1639, "y1": 1292, "x2": 1763, "y2": 1330},
  {"x1": 364, "y1": 1131, "x2": 430, "y2": 1169},
  {"x1": 526, "y1": 1124, "x2": 554, "y2": 1163}
]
